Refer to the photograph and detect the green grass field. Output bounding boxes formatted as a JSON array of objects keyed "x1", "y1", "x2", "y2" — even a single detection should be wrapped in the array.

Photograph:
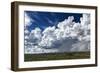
[{"x1": 24, "y1": 51, "x2": 90, "y2": 61}]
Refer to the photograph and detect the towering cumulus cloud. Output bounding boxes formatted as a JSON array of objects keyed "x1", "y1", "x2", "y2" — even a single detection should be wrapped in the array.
[{"x1": 24, "y1": 13, "x2": 90, "y2": 54}]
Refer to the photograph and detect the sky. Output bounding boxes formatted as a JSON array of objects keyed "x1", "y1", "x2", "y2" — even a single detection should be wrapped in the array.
[
  {"x1": 25, "y1": 11, "x2": 82, "y2": 31},
  {"x1": 24, "y1": 11, "x2": 90, "y2": 54}
]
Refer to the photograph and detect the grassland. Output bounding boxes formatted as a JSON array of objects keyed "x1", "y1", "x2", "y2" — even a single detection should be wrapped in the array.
[{"x1": 24, "y1": 51, "x2": 90, "y2": 61}]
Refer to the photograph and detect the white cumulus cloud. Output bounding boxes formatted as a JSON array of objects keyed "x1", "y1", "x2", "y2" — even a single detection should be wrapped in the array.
[{"x1": 25, "y1": 13, "x2": 33, "y2": 27}]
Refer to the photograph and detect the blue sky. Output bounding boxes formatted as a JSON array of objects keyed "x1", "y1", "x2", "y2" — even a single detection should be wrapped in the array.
[{"x1": 24, "y1": 11, "x2": 82, "y2": 31}]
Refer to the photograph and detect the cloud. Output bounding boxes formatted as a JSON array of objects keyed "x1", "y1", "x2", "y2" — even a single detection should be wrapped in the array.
[
  {"x1": 24, "y1": 29, "x2": 30, "y2": 35},
  {"x1": 25, "y1": 13, "x2": 33, "y2": 27},
  {"x1": 25, "y1": 45, "x2": 59, "y2": 54},
  {"x1": 80, "y1": 14, "x2": 90, "y2": 26},
  {"x1": 24, "y1": 13, "x2": 90, "y2": 54},
  {"x1": 71, "y1": 40, "x2": 90, "y2": 52},
  {"x1": 27, "y1": 27, "x2": 42, "y2": 45}
]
